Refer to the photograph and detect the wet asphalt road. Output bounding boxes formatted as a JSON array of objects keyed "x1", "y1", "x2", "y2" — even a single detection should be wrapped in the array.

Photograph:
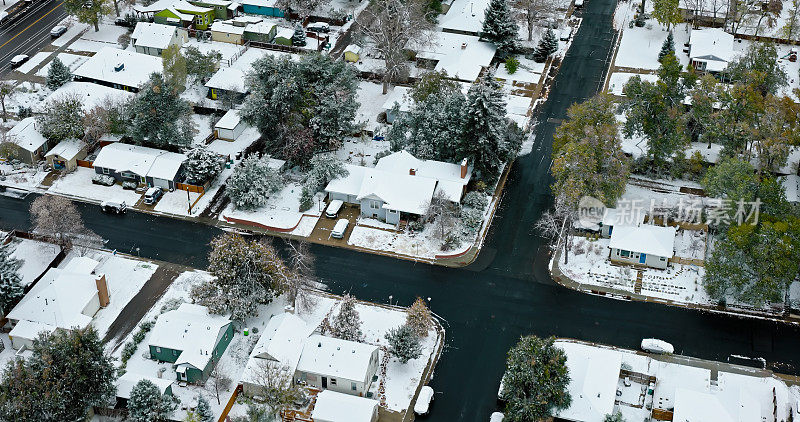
[{"x1": 1, "y1": 0, "x2": 800, "y2": 418}]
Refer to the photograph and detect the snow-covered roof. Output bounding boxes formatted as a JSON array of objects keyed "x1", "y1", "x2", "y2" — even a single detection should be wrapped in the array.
[
  {"x1": 779, "y1": 175, "x2": 800, "y2": 203},
  {"x1": 242, "y1": 313, "x2": 314, "y2": 384},
  {"x1": 61, "y1": 256, "x2": 100, "y2": 274},
  {"x1": 9, "y1": 319, "x2": 56, "y2": 342},
  {"x1": 116, "y1": 372, "x2": 173, "y2": 399},
  {"x1": 92, "y1": 143, "x2": 187, "y2": 181},
  {"x1": 438, "y1": 0, "x2": 490, "y2": 35},
  {"x1": 196, "y1": 0, "x2": 232, "y2": 5},
  {"x1": 163, "y1": 7, "x2": 194, "y2": 20},
  {"x1": 240, "y1": 0, "x2": 278, "y2": 7},
  {"x1": 205, "y1": 67, "x2": 247, "y2": 92},
  {"x1": 311, "y1": 390, "x2": 378, "y2": 422},
  {"x1": 275, "y1": 27, "x2": 295, "y2": 40},
  {"x1": 234, "y1": 15, "x2": 264, "y2": 24},
  {"x1": 325, "y1": 164, "x2": 367, "y2": 197},
  {"x1": 555, "y1": 341, "x2": 621, "y2": 422},
  {"x1": 357, "y1": 168, "x2": 437, "y2": 215},
  {"x1": 244, "y1": 21, "x2": 275, "y2": 35},
  {"x1": 215, "y1": 109, "x2": 242, "y2": 130},
  {"x1": 133, "y1": 0, "x2": 209, "y2": 13},
  {"x1": 7, "y1": 117, "x2": 47, "y2": 153},
  {"x1": 375, "y1": 150, "x2": 471, "y2": 202},
  {"x1": 6, "y1": 258, "x2": 103, "y2": 333},
  {"x1": 689, "y1": 28, "x2": 734, "y2": 71},
  {"x1": 296, "y1": 334, "x2": 378, "y2": 382},
  {"x1": 601, "y1": 207, "x2": 646, "y2": 227},
  {"x1": 45, "y1": 139, "x2": 85, "y2": 161},
  {"x1": 148, "y1": 303, "x2": 231, "y2": 370},
  {"x1": 132, "y1": 22, "x2": 179, "y2": 50},
  {"x1": 73, "y1": 47, "x2": 163, "y2": 90},
  {"x1": 344, "y1": 44, "x2": 361, "y2": 55},
  {"x1": 672, "y1": 387, "x2": 761, "y2": 422},
  {"x1": 212, "y1": 20, "x2": 246, "y2": 35},
  {"x1": 608, "y1": 224, "x2": 677, "y2": 257},
  {"x1": 381, "y1": 86, "x2": 413, "y2": 112},
  {"x1": 412, "y1": 31, "x2": 496, "y2": 82},
  {"x1": 38, "y1": 82, "x2": 135, "y2": 114}
]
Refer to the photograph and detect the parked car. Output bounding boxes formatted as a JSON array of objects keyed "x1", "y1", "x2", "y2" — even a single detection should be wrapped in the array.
[
  {"x1": 325, "y1": 199, "x2": 344, "y2": 218},
  {"x1": 100, "y1": 200, "x2": 127, "y2": 214},
  {"x1": 641, "y1": 338, "x2": 674, "y2": 354},
  {"x1": 50, "y1": 25, "x2": 67, "y2": 38},
  {"x1": 414, "y1": 386, "x2": 434, "y2": 415},
  {"x1": 114, "y1": 17, "x2": 132, "y2": 27},
  {"x1": 490, "y1": 412, "x2": 505, "y2": 422},
  {"x1": 92, "y1": 174, "x2": 115, "y2": 186},
  {"x1": 307, "y1": 22, "x2": 330, "y2": 33},
  {"x1": 331, "y1": 218, "x2": 349, "y2": 238},
  {"x1": 143, "y1": 187, "x2": 163, "y2": 205},
  {"x1": 559, "y1": 26, "x2": 573, "y2": 41},
  {"x1": 10, "y1": 54, "x2": 29, "y2": 68},
  {"x1": 574, "y1": 0, "x2": 584, "y2": 6}
]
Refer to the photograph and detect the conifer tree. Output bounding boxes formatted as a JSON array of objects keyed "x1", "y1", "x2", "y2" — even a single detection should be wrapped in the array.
[
  {"x1": 405, "y1": 297, "x2": 433, "y2": 337},
  {"x1": 46, "y1": 57, "x2": 71, "y2": 90},
  {"x1": 533, "y1": 29, "x2": 558, "y2": 62},
  {"x1": 481, "y1": 0, "x2": 518, "y2": 55},
  {"x1": 385, "y1": 324, "x2": 422, "y2": 363},
  {"x1": 0, "y1": 243, "x2": 23, "y2": 314},
  {"x1": 658, "y1": 31, "x2": 675, "y2": 62},
  {"x1": 330, "y1": 294, "x2": 364, "y2": 342},
  {"x1": 196, "y1": 395, "x2": 214, "y2": 422},
  {"x1": 128, "y1": 379, "x2": 180, "y2": 422}
]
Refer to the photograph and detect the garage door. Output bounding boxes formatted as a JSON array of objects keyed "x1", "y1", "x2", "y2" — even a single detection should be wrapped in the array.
[{"x1": 152, "y1": 178, "x2": 170, "y2": 189}]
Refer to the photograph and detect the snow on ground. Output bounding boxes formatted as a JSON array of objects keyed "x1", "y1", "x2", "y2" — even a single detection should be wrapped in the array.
[
  {"x1": 620, "y1": 176, "x2": 703, "y2": 211},
  {"x1": 333, "y1": 138, "x2": 391, "y2": 167},
  {"x1": 3, "y1": 81, "x2": 51, "y2": 111},
  {"x1": 0, "y1": 162, "x2": 49, "y2": 190},
  {"x1": 734, "y1": 0, "x2": 800, "y2": 41},
  {"x1": 34, "y1": 53, "x2": 90, "y2": 77},
  {"x1": 152, "y1": 189, "x2": 202, "y2": 216},
  {"x1": 615, "y1": 22, "x2": 691, "y2": 70},
  {"x1": 66, "y1": 22, "x2": 128, "y2": 53},
  {"x1": 7, "y1": 237, "x2": 61, "y2": 288},
  {"x1": 48, "y1": 167, "x2": 143, "y2": 204},
  {"x1": 607, "y1": 72, "x2": 658, "y2": 95},
  {"x1": 15, "y1": 52, "x2": 51, "y2": 74},
  {"x1": 221, "y1": 182, "x2": 322, "y2": 231},
  {"x1": 354, "y1": 81, "x2": 391, "y2": 132},
  {"x1": 65, "y1": 249, "x2": 159, "y2": 339},
  {"x1": 495, "y1": 56, "x2": 543, "y2": 85},
  {"x1": 207, "y1": 127, "x2": 260, "y2": 158},
  {"x1": 556, "y1": 339, "x2": 799, "y2": 422},
  {"x1": 348, "y1": 222, "x2": 469, "y2": 259},
  {"x1": 674, "y1": 228, "x2": 706, "y2": 260},
  {"x1": 191, "y1": 114, "x2": 213, "y2": 145},
  {"x1": 686, "y1": 142, "x2": 723, "y2": 164}
]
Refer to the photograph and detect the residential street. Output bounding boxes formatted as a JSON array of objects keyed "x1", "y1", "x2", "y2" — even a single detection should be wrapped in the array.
[
  {"x1": 0, "y1": 0, "x2": 66, "y2": 73},
  {"x1": 1, "y1": 0, "x2": 799, "y2": 419}
]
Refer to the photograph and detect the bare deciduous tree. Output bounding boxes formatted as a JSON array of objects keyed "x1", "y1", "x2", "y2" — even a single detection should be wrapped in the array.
[
  {"x1": 359, "y1": 0, "x2": 435, "y2": 94},
  {"x1": 204, "y1": 360, "x2": 233, "y2": 405},
  {"x1": 534, "y1": 196, "x2": 577, "y2": 264},
  {"x1": 251, "y1": 361, "x2": 302, "y2": 416},
  {"x1": 0, "y1": 82, "x2": 14, "y2": 123},
  {"x1": 424, "y1": 190, "x2": 460, "y2": 240},
  {"x1": 30, "y1": 195, "x2": 103, "y2": 250},
  {"x1": 282, "y1": 240, "x2": 318, "y2": 313},
  {"x1": 517, "y1": 0, "x2": 557, "y2": 41}
]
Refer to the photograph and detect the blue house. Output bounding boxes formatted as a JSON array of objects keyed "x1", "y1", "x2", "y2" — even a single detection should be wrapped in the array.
[{"x1": 240, "y1": 0, "x2": 284, "y2": 17}]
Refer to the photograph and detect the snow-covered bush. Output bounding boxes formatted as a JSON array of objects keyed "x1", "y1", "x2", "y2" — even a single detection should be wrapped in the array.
[
  {"x1": 92, "y1": 174, "x2": 115, "y2": 186},
  {"x1": 196, "y1": 395, "x2": 214, "y2": 422},
  {"x1": 0, "y1": 243, "x2": 23, "y2": 313},
  {"x1": 441, "y1": 233, "x2": 460, "y2": 251},
  {"x1": 160, "y1": 298, "x2": 185, "y2": 314},
  {"x1": 184, "y1": 147, "x2": 223, "y2": 185},
  {"x1": 385, "y1": 324, "x2": 422, "y2": 364},
  {"x1": 461, "y1": 207, "x2": 483, "y2": 233},
  {"x1": 39, "y1": 93, "x2": 84, "y2": 142},
  {"x1": 299, "y1": 186, "x2": 313, "y2": 212},
  {"x1": 462, "y1": 191, "x2": 489, "y2": 210},
  {"x1": 227, "y1": 155, "x2": 283, "y2": 210},
  {"x1": 122, "y1": 181, "x2": 137, "y2": 190}
]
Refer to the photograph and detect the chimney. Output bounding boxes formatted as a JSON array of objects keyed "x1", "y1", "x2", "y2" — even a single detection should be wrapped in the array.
[
  {"x1": 95, "y1": 274, "x2": 110, "y2": 307},
  {"x1": 409, "y1": 168, "x2": 416, "y2": 176},
  {"x1": 284, "y1": 305, "x2": 295, "y2": 314},
  {"x1": 460, "y1": 158, "x2": 468, "y2": 178},
  {"x1": 461, "y1": 42, "x2": 467, "y2": 49}
]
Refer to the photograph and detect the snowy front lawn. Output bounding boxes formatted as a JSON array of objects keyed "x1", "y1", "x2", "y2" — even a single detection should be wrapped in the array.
[
  {"x1": 48, "y1": 167, "x2": 143, "y2": 204},
  {"x1": 0, "y1": 162, "x2": 49, "y2": 190},
  {"x1": 220, "y1": 182, "x2": 322, "y2": 231},
  {"x1": 614, "y1": 22, "x2": 691, "y2": 70},
  {"x1": 7, "y1": 237, "x2": 61, "y2": 288}
]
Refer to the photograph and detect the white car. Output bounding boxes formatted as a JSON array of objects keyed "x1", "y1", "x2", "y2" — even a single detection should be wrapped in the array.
[
  {"x1": 10, "y1": 54, "x2": 29, "y2": 68},
  {"x1": 325, "y1": 199, "x2": 344, "y2": 218},
  {"x1": 641, "y1": 338, "x2": 674, "y2": 354},
  {"x1": 414, "y1": 385, "x2": 434, "y2": 415},
  {"x1": 490, "y1": 412, "x2": 505, "y2": 422},
  {"x1": 50, "y1": 25, "x2": 67, "y2": 38},
  {"x1": 331, "y1": 218, "x2": 349, "y2": 239}
]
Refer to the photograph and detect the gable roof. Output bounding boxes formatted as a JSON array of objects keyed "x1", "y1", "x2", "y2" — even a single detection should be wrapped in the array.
[
  {"x1": 312, "y1": 390, "x2": 378, "y2": 422},
  {"x1": 296, "y1": 334, "x2": 378, "y2": 382},
  {"x1": 689, "y1": 28, "x2": 734, "y2": 69},
  {"x1": 412, "y1": 31, "x2": 496, "y2": 82},
  {"x1": 325, "y1": 164, "x2": 367, "y2": 197},
  {"x1": 92, "y1": 143, "x2": 187, "y2": 181},
  {"x1": 45, "y1": 139, "x2": 85, "y2": 161},
  {"x1": 241, "y1": 313, "x2": 315, "y2": 384},
  {"x1": 212, "y1": 20, "x2": 246, "y2": 35},
  {"x1": 73, "y1": 47, "x2": 163, "y2": 89},
  {"x1": 357, "y1": 169, "x2": 437, "y2": 215},
  {"x1": 7, "y1": 117, "x2": 47, "y2": 153},
  {"x1": 132, "y1": 22, "x2": 179, "y2": 50},
  {"x1": 149, "y1": 303, "x2": 232, "y2": 370},
  {"x1": 608, "y1": 224, "x2": 677, "y2": 257},
  {"x1": 375, "y1": 150, "x2": 471, "y2": 202}
]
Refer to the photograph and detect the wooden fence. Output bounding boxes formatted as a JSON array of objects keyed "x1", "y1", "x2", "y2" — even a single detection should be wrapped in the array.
[
  {"x1": 175, "y1": 183, "x2": 206, "y2": 194},
  {"x1": 218, "y1": 384, "x2": 242, "y2": 422},
  {"x1": 76, "y1": 159, "x2": 94, "y2": 168}
]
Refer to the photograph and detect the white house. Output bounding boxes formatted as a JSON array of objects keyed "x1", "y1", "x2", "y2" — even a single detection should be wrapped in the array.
[
  {"x1": 672, "y1": 387, "x2": 759, "y2": 422},
  {"x1": 214, "y1": 109, "x2": 246, "y2": 141},
  {"x1": 688, "y1": 28, "x2": 734, "y2": 73},
  {"x1": 312, "y1": 390, "x2": 379, "y2": 422},
  {"x1": 296, "y1": 334, "x2": 379, "y2": 396},
  {"x1": 555, "y1": 342, "x2": 621, "y2": 422},
  {"x1": 131, "y1": 22, "x2": 187, "y2": 56},
  {"x1": 73, "y1": 47, "x2": 163, "y2": 92},
  {"x1": 4, "y1": 117, "x2": 49, "y2": 165},
  {"x1": 92, "y1": 143, "x2": 187, "y2": 190},
  {"x1": 608, "y1": 224, "x2": 677, "y2": 269},
  {"x1": 410, "y1": 31, "x2": 497, "y2": 82},
  {"x1": 6, "y1": 257, "x2": 109, "y2": 350}
]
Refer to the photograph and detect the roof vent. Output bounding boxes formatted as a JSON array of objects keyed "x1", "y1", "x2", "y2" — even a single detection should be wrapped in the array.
[
  {"x1": 461, "y1": 42, "x2": 467, "y2": 49},
  {"x1": 318, "y1": 342, "x2": 322, "y2": 347},
  {"x1": 114, "y1": 63, "x2": 124, "y2": 72}
]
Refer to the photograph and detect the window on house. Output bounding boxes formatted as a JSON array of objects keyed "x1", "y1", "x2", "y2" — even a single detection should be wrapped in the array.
[
  {"x1": 331, "y1": 378, "x2": 337, "y2": 385},
  {"x1": 633, "y1": 253, "x2": 640, "y2": 259},
  {"x1": 155, "y1": 346, "x2": 161, "y2": 353},
  {"x1": 620, "y1": 250, "x2": 629, "y2": 258},
  {"x1": 370, "y1": 201, "x2": 379, "y2": 209},
  {"x1": 172, "y1": 349, "x2": 178, "y2": 356},
  {"x1": 102, "y1": 167, "x2": 110, "y2": 174},
  {"x1": 351, "y1": 382, "x2": 357, "y2": 391},
  {"x1": 660, "y1": 257, "x2": 666, "y2": 261}
]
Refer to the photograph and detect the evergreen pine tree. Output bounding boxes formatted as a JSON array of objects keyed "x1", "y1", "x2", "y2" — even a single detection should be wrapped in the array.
[
  {"x1": 658, "y1": 31, "x2": 675, "y2": 62},
  {"x1": 481, "y1": 0, "x2": 518, "y2": 55},
  {"x1": 184, "y1": 147, "x2": 222, "y2": 185},
  {"x1": 0, "y1": 243, "x2": 23, "y2": 314},
  {"x1": 226, "y1": 155, "x2": 284, "y2": 210},
  {"x1": 405, "y1": 297, "x2": 433, "y2": 337},
  {"x1": 128, "y1": 379, "x2": 180, "y2": 422},
  {"x1": 196, "y1": 395, "x2": 214, "y2": 422},
  {"x1": 330, "y1": 294, "x2": 364, "y2": 342},
  {"x1": 385, "y1": 324, "x2": 422, "y2": 364},
  {"x1": 533, "y1": 29, "x2": 558, "y2": 62},
  {"x1": 46, "y1": 57, "x2": 71, "y2": 90},
  {"x1": 127, "y1": 73, "x2": 194, "y2": 149}
]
